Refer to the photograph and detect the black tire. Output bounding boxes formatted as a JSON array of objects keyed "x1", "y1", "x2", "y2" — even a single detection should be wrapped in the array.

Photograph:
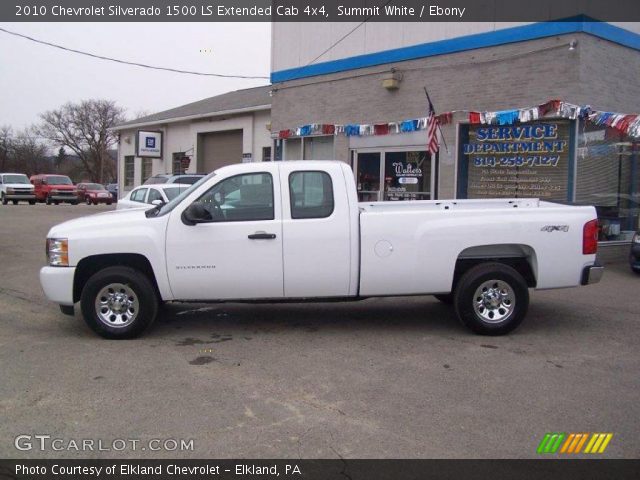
[
  {"x1": 1, "y1": 194, "x2": 6, "y2": 205},
  {"x1": 12, "y1": 200, "x2": 17, "y2": 205},
  {"x1": 86, "y1": 197, "x2": 92, "y2": 205},
  {"x1": 106, "y1": 202, "x2": 112, "y2": 206},
  {"x1": 454, "y1": 262, "x2": 529, "y2": 336},
  {"x1": 70, "y1": 201, "x2": 78, "y2": 205},
  {"x1": 80, "y1": 266, "x2": 158, "y2": 339},
  {"x1": 54, "y1": 201, "x2": 60, "y2": 205},
  {"x1": 434, "y1": 293, "x2": 454, "y2": 305},
  {"x1": 46, "y1": 195, "x2": 52, "y2": 205},
  {"x1": 29, "y1": 200, "x2": 35, "y2": 205}
]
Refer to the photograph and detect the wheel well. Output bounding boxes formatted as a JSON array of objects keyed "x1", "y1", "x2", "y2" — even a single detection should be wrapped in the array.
[
  {"x1": 452, "y1": 245, "x2": 538, "y2": 291},
  {"x1": 73, "y1": 253, "x2": 160, "y2": 303}
]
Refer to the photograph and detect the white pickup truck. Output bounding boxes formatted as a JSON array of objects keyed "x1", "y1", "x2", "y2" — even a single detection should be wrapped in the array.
[{"x1": 40, "y1": 161, "x2": 603, "y2": 339}]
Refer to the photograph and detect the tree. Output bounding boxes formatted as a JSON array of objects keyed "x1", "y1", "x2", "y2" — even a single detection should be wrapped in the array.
[
  {"x1": 11, "y1": 128, "x2": 49, "y2": 176},
  {"x1": 37, "y1": 100, "x2": 125, "y2": 183},
  {"x1": 55, "y1": 146, "x2": 66, "y2": 171},
  {"x1": 0, "y1": 126, "x2": 12, "y2": 172}
]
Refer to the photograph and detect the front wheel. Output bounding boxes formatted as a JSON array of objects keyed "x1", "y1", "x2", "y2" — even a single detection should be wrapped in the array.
[
  {"x1": 12, "y1": 200, "x2": 17, "y2": 205},
  {"x1": 46, "y1": 195, "x2": 52, "y2": 205},
  {"x1": 454, "y1": 263, "x2": 529, "y2": 336},
  {"x1": 1, "y1": 193, "x2": 6, "y2": 205},
  {"x1": 29, "y1": 200, "x2": 35, "y2": 205},
  {"x1": 80, "y1": 266, "x2": 158, "y2": 339},
  {"x1": 86, "y1": 198, "x2": 92, "y2": 205}
]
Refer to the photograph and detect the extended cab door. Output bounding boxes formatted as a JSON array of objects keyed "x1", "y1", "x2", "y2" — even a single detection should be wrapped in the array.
[
  {"x1": 165, "y1": 165, "x2": 284, "y2": 300},
  {"x1": 278, "y1": 162, "x2": 357, "y2": 297}
]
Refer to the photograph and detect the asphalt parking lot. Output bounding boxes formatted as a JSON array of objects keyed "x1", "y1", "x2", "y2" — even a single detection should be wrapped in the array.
[{"x1": 1, "y1": 203, "x2": 639, "y2": 459}]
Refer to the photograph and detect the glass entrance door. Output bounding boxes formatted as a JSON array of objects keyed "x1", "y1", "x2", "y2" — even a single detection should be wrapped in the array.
[{"x1": 355, "y1": 152, "x2": 382, "y2": 201}]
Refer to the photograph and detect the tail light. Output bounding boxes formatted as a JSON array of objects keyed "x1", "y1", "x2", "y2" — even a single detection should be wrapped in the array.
[{"x1": 583, "y1": 219, "x2": 598, "y2": 255}]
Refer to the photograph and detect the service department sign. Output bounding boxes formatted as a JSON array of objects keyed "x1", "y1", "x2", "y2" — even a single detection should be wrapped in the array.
[{"x1": 136, "y1": 130, "x2": 162, "y2": 158}]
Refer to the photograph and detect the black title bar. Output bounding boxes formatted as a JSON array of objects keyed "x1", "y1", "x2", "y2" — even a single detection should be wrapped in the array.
[
  {"x1": 2, "y1": 0, "x2": 640, "y2": 22},
  {"x1": 1, "y1": 459, "x2": 640, "y2": 480}
]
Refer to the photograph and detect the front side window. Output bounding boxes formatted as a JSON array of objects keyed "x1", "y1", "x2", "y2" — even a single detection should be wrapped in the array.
[
  {"x1": 197, "y1": 173, "x2": 274, "y2": 222},
  {"x1": 289, "y1": 171, "x2": 334, "y2": 219},
  {"x1": 147, "y1": 188, "x2": 163, "y2": 203},
  {"x1": 131, "y1": 188, "x2": 148, "y2": 202}
]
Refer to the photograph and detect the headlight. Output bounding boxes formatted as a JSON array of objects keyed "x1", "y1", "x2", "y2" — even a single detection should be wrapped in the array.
[
  {"x1": 6, "y1": 187, "x2": 14, "y2": 194},
  {"x1": 634, "y1": 233, "x2": 640, "y2": 244},
  {"x1": 46, "y1": 238, "x2": 69, "y2": 266},
  {"x1": 50, "y1": 189, "x2": 58, "y2": 194}
]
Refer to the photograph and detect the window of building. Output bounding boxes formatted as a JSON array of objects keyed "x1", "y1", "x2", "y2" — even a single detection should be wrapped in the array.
[
  {"x1": 288, "y1": 171, "x2": 334, "y2": 219},
  {"x1": 303, "y1": 136, "x2": 334, "y2": 160},
  {"x1": 124, "y1": 156, "x2": 134, "y2": 187},
  {"x1": 262, "y1": 146, "x2": 272, "y2": 162},
  {"x1": 197, "y1": 173, "x2": 274, "y2": 222},
  {"x1": 141, "y1": 158, "x2": 153, "y2": 184},
  {"x1": 173, "y1": 152, "x2": 186, "y2": 174},
  {"x1": 131, "y1": 188, "x2": 148, "y2": 203}
]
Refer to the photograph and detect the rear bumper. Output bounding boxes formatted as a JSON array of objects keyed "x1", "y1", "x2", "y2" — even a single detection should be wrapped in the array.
[
  {"x1": 581, "y1": 264, "x2": 605, "y2": 285},
  {"x1": 40, "y1": 266, "x2": 75, "y2": 306}
]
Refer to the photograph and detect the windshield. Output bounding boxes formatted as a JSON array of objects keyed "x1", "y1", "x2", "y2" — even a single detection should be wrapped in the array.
[
  {"x1": 47, "y1": 176, "x2": 73, "y2": 185},
  {"x1": 85, "y1": 183, "x2": 105, "y2": 190},
  {"x1": 3, "y1": 174, "x2": 29, "y2": 184},
  {"x1": 144, "y1": 176, "x2": 169, "y2": 185},
  {"x1": 156, "y1": 172, "x2": 215, "y2": 216}
]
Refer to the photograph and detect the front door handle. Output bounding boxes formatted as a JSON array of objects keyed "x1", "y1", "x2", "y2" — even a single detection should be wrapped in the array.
[{"x1": 248, "y1": 232, "x2": 276, "y2": 240}]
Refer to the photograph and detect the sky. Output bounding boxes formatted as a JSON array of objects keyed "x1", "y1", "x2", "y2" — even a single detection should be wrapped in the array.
[{"x1": 0, "y1": 22, "x2": 271, "y2": 130}]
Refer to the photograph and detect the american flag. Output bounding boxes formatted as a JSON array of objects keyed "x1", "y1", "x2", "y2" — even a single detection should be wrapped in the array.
[{"x1": 426, "y1": 97, "x2": 439, "y2": 156}]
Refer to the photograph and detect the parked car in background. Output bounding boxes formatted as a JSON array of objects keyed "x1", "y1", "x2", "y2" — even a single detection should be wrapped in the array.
[
  {"x1": 0, "y1": 173, "x2": 36, "y2": 205},
  {"x1": 76, "y1": 183, "x2": 113, "y2": 205},
  {"x1": 143, "y1": 173, "x2": 206, "y2": 185},
  {"x1": 631, "y1": 231, "x2": 640, "y2": 274},
  {"x1": 117, "y1": 183, "x2": 191, "y2": 210},
  {"x1": 105, "y1": 183, "x2": 119, "y2": 202},
  {"x1": 30, "y1": 174, "x2": 77, "y2": 205}
]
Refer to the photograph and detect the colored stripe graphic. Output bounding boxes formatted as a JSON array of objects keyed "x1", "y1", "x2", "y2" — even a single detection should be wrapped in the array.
[
  {"x1": 539, "y1": 433, "x2": 613, "y2": 454},
  {"x1": 537, "y1": 433, "x2": 566, "y2": 454}
]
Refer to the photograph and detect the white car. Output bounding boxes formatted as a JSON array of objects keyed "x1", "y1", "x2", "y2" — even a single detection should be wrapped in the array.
[
  {"x1": 116, "y1": 183, "x2": 191, "y2": 210},
  {"x1": 0, "y1": 173, "x2": 36, "y2": 205},
  {"x1": 40, "y1": 161, "x2": 603, "y2": 339}
]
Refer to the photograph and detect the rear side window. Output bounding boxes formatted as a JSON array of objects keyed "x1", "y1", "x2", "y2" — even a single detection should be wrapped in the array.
[{"x1": 288, "y1": 171, "x2": 334, "y2": 219}]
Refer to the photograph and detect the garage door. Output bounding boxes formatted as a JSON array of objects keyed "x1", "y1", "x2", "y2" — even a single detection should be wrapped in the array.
[{"x1": 198, "y1": 129, "x2": 243, "y2": 173}]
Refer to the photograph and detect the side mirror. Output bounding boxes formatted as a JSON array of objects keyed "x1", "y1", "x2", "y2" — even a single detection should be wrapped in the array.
[
  {"x1": 181, "y1": 201, "x2": 212, "y2": 226},
  {"x1": 151, "y1": 199, "x2": 164, "y2": 207}
]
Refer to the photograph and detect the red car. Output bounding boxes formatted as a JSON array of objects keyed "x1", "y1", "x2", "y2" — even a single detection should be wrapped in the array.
[
  {"x1": 76, "y1": 183, "x2": 113, "y2": 205},
  {"x1": 30, "y1": 174, "x2": 78, "y2": 205}
]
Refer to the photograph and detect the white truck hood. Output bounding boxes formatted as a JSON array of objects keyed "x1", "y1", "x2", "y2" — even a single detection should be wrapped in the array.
[
  {"x1": 47, "y1": 208, "x2": 153, "y2": 238},
  {"x1": 4, "y1": 182, "x2": 34, "y2": 189}
]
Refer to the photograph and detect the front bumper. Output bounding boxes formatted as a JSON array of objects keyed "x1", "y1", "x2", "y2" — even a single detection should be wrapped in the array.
[
  {"x1": 49, "y1": 195, "x2": 77, "y2": 202},
  {"x1": 581, "y1": 264, "x2": 605, "y2": 285},
  {"x1": 40, "y1": 266, "x2": 75, "y2": 306},
  {"x1": 87, "y1": 195, "x2": 112, "y2": 203},
  {"x1": 5, "y1": 193, "x2": 36, "y2": 200}
]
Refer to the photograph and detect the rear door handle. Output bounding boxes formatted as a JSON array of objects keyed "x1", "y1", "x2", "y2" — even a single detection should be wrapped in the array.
[{"x1": 248, "y1": 232, "x2": 276, "y2": 240}]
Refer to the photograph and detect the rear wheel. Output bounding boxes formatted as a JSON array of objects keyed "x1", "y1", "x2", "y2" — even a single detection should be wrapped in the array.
[
  {"x1": 80, "y1": 266, "x2": 158, "y2": 339},
  {"x1": 454, "y1": 262, "x2": 529, "y2": 335}
]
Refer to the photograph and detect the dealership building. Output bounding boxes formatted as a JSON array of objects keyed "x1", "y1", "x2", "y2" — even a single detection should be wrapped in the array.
[
  {"x1": 269, "y1": 19, "x2": 640, "y2": 243},
  {"x1": 112, "y1": 85, "x2": 272, "y2": 189}
]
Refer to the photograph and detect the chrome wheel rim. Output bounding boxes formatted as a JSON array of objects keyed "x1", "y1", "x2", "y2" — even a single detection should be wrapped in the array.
[
  {"x1": 95, "y1": 283, "x2": 139, "y2": 328},
  {"x1": 473, "y1": 280, "x2": 515, "y2": 324}
]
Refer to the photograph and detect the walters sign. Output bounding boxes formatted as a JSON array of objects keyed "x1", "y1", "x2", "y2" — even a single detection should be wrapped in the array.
[{"x1": 461, "y1": 121, "x2": 570, "y2": 201}]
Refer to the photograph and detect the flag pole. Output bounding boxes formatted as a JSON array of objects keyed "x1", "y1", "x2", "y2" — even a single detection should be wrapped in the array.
[{"x1": 423, "y1": 87, "x2": 449, "y2": 154}]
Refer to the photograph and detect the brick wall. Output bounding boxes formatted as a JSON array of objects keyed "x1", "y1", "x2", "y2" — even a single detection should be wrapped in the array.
[{"x1": 271, "y1": 33, "x2": 640, "y2": 199}]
